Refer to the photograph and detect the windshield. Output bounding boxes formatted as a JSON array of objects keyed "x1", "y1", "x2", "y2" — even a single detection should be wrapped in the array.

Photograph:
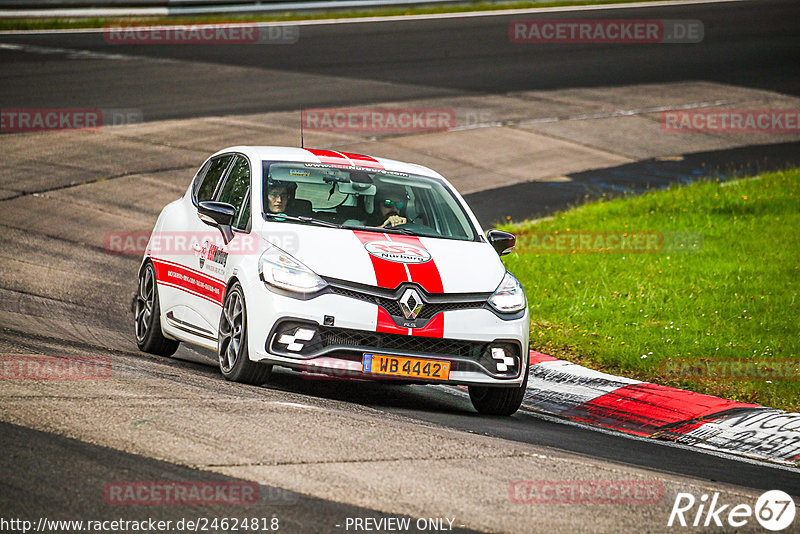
[{"x1": 261, "y1": 161, "x2": 478, "y2": 241}]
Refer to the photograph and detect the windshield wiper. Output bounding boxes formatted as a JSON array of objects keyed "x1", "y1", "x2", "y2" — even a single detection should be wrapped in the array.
[
  {"x1": 264, "y1": 212, "x2": 341, "y2": 228},
  {"x1": 379, "y1": 226, "x2": 417, "y2": 235},
  {"x1": 344, "y1": 224, "x2": 419, "y2": 236}
]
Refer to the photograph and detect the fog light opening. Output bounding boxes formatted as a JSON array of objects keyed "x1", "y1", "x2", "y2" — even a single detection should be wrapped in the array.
[
  {"x1": 294, "y1": 328, "x2": 315, "y2": 341},
  {"x1": 277, "y1": 326, "x2": 319, "y2": 352},
  {"x1": 491, "y1": 346, "x2": 516, "y2": 373}
]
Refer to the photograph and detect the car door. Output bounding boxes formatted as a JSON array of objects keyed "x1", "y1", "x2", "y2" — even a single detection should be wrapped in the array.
[
  {"x1": 189, "y1": 154, "x2": 253, "y2": 335},
  {"x1": 154, "y1": 153, "x2": 235, "y2": 344}
]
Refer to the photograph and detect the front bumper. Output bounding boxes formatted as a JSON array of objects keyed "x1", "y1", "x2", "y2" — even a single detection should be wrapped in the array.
[{"x1": 246, "y1": 282, "x2": 529, "y2": 386}]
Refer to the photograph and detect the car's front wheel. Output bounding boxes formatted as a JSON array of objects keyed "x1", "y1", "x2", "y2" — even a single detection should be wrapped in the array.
[
  {"x1": 134, "y1": 261, "x2": 180, "y2": 357},
  {"x1": 468, "y1": 365, "x2": 529, "y2": 416},
  {"x1": 218, "y1": 283, "x2": 272, "y2": 385}
]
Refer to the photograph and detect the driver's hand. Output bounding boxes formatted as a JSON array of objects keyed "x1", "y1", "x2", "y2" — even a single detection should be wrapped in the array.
[{"x1": 380, "y1": 215, "x2": 407, "y2": 228}]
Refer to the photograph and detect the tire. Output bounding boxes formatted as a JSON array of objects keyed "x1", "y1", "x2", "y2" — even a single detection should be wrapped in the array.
[
  {"x1": 218, "y1": 283, "x2": 272, "y2": 385},
  {"x1": 134, "y1": 261, "x2": 180, "y2": 357},
  {"x1": 468, "y1": 364, "x2": 529, "y2": 416}
]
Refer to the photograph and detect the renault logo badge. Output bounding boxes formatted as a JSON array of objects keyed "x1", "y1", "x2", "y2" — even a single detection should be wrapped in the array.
[{"x1": 399, "y1": 288, "x2": 424, "y2": 320}]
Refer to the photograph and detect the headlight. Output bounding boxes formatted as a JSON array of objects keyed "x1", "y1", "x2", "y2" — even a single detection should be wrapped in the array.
[
  {"x1": 259, "y1": 247, "x2": 327, "y2": 294},
  {"x1": 488, "y1": 271, "x2": 526, "y2": 313}
]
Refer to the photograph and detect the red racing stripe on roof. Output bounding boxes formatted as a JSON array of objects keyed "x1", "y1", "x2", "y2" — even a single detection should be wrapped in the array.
[
  {"x1": 339, "y1": 152, "x2": 384, "y2": 169},
  {"x1": 305, "y1": 148, "x2": 352, "y2": 166}
]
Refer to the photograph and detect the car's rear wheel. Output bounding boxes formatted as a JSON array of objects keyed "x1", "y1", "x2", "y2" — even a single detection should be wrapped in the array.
[
  {"x1": 468, "y1": 364, "x2": 529, "y2": 416},
  {"x1": 134, "y1": 262, "x2": 180, "y2": 357},
  {"x1": 218, "y1": 283, "x2": 272, "y2": 385}
]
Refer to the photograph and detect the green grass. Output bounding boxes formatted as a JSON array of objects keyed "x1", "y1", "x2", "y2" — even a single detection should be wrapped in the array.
[
  {"x1": 0, "y1": 0, "x2": 672, "y2": 31},
  {"x1": 500, "y1": 169, "x2": 800, "y2": 412}
]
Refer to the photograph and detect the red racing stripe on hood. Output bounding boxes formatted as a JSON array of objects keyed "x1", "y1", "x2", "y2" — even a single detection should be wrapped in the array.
[
  {"x1": 412, "y1": 313, "x2": 444, "y2": 338},
  {"x1": 386, "y1": 234, "x2": 444, "y2": 294},
  {"x1": 352, "y1": 230, "x2": 410, "y2": 290},
  {"x1": 377, "y1": 307, "x2": 407, "y2": 335},
  {"x1": 353, "y1": 230, "x2": 445, "y2": 338}
]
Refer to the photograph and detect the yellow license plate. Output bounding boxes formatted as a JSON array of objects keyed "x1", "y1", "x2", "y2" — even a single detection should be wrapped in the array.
[{"x1": 362, "y1": 354, "x2": 450, "y2": 380}]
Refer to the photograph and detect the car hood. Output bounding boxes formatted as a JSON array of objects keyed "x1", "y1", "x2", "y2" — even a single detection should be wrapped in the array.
[{"x1": 258, "y1": 222, "x2": 506, "y2": 294}]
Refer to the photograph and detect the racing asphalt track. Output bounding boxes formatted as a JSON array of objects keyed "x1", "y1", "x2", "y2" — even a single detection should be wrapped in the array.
[
  {"x1": 1, "y1": 0, "x2": 800, "y2": 532},
  {"x1": 0, "y1": 0, "x2": 799, "y2": 116}
]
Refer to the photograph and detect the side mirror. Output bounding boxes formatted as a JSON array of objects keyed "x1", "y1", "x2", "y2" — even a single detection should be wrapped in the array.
[
  {"x1": 487, "y1": 230, "x2": 516, "y2": 256},
  {"x1": 198, "y1": 201, "x2": 236, "y2": 244}
]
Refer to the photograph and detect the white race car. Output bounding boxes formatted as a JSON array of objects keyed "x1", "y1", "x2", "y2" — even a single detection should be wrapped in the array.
[{"x1": 133, "y1": 147, "x2": 530, "y2": 415}]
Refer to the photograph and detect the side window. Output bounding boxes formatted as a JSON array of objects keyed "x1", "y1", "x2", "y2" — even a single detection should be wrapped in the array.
[
  {"x1": 195, "y1": 154, "x2": 233, "y2": 204},
  {"x1": 191, "y1": 163, "x2": 210, "y2": 199},
  {"x1": 217, "y1": 155, "x2": 251, "y2": 229},
  {"x1": 235, "y1": 194, "x2": 251, "y2": 231}
]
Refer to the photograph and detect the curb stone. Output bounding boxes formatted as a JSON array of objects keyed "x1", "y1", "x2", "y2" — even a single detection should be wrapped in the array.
[{"x1": 524, "y1": 351, "x2": 800, "y2": 467}]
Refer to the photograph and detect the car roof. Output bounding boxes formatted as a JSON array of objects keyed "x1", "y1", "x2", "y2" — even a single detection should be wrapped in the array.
[{"x1": 212, "y1": 146, "x2": 444, "y2": 181}]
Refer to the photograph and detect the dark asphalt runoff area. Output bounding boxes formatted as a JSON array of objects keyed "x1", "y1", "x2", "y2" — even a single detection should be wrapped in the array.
[
  {"x1": 0, "y1": 421, "x2": 479, "y2": 534},
  {"x1": 0, "y1": 0, "x2": 798, "y2": 119}
]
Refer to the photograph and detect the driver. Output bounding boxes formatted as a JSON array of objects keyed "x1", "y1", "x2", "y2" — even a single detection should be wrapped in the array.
[
  {"x1": 265, "y1": 179, "x2": 296, "y2": 214},
  {"x1": 369, "y1": 185, "x2": 408, "y2": 228}
]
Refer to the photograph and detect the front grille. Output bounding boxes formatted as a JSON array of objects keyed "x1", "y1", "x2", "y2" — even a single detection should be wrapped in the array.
[
  {"x1": 269, "y1": 321, "x2": 522, "y2": 379},
  {"x1": 327, "y1": 285, "x2": 485, "y2": 320},
  {"x1": 319, "y1": 326, "x2": 487, "y2": 359},
  {"x1": 417, "y1": 301, "x2": 484, "y2": 319}
]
